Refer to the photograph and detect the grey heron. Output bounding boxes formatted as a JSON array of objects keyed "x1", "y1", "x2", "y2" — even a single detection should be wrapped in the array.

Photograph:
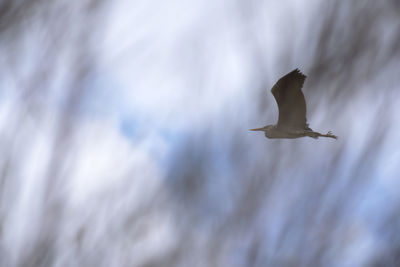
[{"x1": 250, "y1": 69, "x2": 337, "y2": 140}]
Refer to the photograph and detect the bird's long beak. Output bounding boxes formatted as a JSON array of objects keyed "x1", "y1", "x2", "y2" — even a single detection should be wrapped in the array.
[{"x1": 249, "y1": 127, "x2": 266, "y2": 131}]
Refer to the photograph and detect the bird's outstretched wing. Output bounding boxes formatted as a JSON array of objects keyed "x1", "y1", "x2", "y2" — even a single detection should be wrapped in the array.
[{"x1": 271, "y1": 69, "x2": 308, "y2": 129}]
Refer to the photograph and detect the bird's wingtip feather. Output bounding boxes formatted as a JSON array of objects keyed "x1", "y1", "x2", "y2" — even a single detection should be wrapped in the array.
[
  {"x1": 294, "y1": 68, "x2": 305, "y2": 75},
  {"x1": 293, "y1": 68, "x2": 307, "y2": 79}
]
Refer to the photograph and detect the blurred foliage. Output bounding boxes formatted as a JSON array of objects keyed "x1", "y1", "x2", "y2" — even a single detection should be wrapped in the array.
[{"x1": 0, "y1": 0, "x2": 399, "y2": 266}]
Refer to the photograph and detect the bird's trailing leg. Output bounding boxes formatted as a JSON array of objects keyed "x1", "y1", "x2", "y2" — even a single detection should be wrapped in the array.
[
  {"x1": 321, "y1": 131, "x2": 338, "y2": 139},
  {"x1": 308, "y1": 131, "x2": 337, "y2": 139}
]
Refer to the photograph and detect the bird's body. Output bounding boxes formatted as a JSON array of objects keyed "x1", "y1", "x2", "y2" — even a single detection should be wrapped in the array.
[{"x1": 250, "y1": 69, "x2": 337, "y2": 140}]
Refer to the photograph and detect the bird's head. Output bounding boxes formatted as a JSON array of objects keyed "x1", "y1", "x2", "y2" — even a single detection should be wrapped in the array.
[{"x1": 249, "y1": 125, "x2": 276, "y2": 138}]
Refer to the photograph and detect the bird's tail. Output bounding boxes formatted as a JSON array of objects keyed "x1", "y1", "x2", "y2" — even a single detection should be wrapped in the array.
[{"x1": 307, "y1": 131, "x2": 338, "y2": 140}]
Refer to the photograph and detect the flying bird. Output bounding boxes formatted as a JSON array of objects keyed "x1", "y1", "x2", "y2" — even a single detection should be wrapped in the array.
[{"x1": 250, "y1": 69, "x2": 337, "y2": 139}]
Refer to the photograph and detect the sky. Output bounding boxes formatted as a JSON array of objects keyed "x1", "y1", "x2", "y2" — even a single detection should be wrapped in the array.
[{"x1": 0, "y1": 0, "x2": 400, "y2": 266}]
